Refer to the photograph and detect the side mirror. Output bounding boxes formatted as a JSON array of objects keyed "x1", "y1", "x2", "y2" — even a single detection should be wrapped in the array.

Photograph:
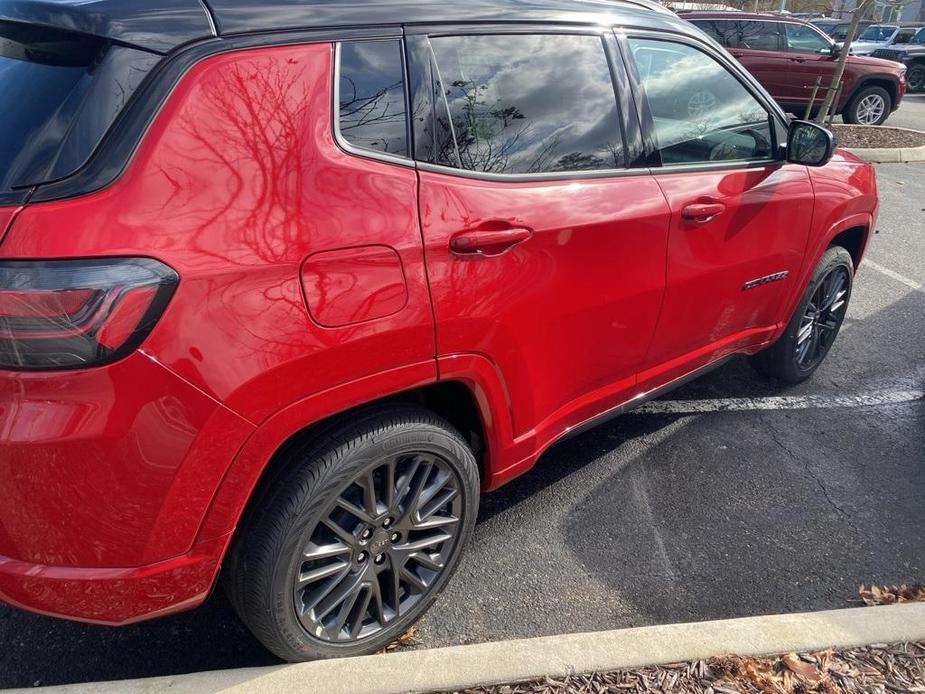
[
  {"x1": 786, "y1": 120, "x2": 835, "y2": 166},
  {"x1": 828, "y1": 44, "x2": 841, "y2": 58}
]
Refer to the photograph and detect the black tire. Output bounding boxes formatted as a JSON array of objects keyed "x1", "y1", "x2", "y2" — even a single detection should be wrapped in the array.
[
  {"x1": 907, "y1": 64, "x2": 925, "y2": 94},
  {"x1": 749, "y1": 246, "x2": 853, "y2": 385},
  {"x1": 842, "y1": 85, "x2": 891, "y2": 126},
  {"x1": 223, "y1": 407, "x2": 479, "y2": 661}
]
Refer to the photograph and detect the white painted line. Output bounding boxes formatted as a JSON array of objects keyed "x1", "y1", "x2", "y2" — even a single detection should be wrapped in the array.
[
  {"x1": 865, "y1": 260, "x2": 924, "y2": 292},
  {"x1": 19, "y1": 603, "x2": 925, "y2": 694},
  {"x1": 633, "y1": 389, "x2": 924, "y2": 415}
]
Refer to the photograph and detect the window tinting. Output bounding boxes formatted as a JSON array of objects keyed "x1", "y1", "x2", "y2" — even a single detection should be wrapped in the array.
[
  {"x1": 628, "y1": 38, "x2": 773, "y2": 166},
  {"x1": 338, "y1": 40, "x2": 408, "y2": 157},
  {"x1": 785, "y1": 23, "x2": 830, "y2": 53},
  {"x1": 421, "y1": 34, "x2": 624, "y2": 174},
  {"x1": 0, "y1": 22, "x2": 104, "y2": 194}
]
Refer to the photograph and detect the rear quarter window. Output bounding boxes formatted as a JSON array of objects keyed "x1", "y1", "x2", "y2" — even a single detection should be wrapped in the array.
[{"x1": 0, "y1": 22, "x2": 158, "y2": 196}]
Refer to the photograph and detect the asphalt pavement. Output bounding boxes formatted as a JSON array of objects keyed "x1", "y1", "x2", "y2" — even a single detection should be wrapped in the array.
[
  {"x1": 1, "y1": 164, "x2": 923, "y2": 689},
  {"x1": 884, "y1": 92, "x2": 925, "y2": 131}
]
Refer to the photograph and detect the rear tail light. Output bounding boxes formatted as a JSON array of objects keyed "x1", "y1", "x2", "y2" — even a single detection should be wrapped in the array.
[{"x1": 0, "y1": 258, "x2": 178, "y2": 370}]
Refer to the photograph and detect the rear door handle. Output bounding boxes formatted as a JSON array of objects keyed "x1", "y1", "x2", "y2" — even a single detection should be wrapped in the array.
[
  {"x1": 680, "y1": 202, "x2": 726, "y2": 223},
  {"x1": 450, "y1": 227, "x2": 533, "y2": 256}
]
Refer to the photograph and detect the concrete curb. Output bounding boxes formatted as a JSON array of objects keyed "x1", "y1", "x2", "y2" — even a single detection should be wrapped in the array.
[
  {"x1": 844, "y1": 145, "x2": 925, "y2": 163},
  {"x1": 17, "y1": 603, "x2": 925, "y2": 694}
]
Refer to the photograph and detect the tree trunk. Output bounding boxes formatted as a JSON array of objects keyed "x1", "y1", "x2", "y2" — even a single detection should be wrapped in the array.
[{"x1": 813, "y1": 0, "x2": 873, "y2": 124}]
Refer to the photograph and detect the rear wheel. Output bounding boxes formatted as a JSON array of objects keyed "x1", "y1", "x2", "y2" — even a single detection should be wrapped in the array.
[
  {"x1": 224, "y1": 407, "x2": 479, "y2": 661},
  {"x1": 842, "y1": 85, "x2": 891, "y2": 125},
  {"x1": 749, "y1": 247, "x2": 853, "y2": 384}
]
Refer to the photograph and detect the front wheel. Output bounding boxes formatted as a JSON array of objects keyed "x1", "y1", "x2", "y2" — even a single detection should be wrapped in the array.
[
  {"x1": 749, "y1": 246, "x2": 853, "y2": 384},
  {"x1": 223, "y1": 407, "x2": 479, "y2": 661},
  {"x1": 907, "y1": 64, "x2": 925, "y2": 93},
  {"x1": 842, "y1": 85, "x2": 891, "y2": 126}
]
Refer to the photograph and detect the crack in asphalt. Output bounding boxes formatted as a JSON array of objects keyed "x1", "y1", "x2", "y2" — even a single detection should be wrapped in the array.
[{"x1": 760, "y1": 414, "x2": 861, "y2": 536}]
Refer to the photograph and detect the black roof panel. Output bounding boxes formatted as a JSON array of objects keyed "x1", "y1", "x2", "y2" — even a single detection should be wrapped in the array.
[
  {"x1": 206, "y1": 0, "x2": 686, "y2": 37},
  {"x1": 0, "y1": 0, "x2": 214, "y2": 53}
]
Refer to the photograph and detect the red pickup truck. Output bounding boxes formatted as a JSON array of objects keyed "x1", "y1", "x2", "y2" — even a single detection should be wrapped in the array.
[{"x1": 684, "y1": 12, "x2": 907, "y2": 125}]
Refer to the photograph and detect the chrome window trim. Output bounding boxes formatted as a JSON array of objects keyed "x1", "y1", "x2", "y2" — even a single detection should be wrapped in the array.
[
  {"x1": 416, "y1": 160, "x2": 645, "y2": 182},
  {"x1": 332, "y1": 40, "x2": 416, "y2": 169}
]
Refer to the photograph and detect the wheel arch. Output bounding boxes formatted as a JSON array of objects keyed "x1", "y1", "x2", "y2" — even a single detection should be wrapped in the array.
[
  {"x1": 193, "y1": 367, "x2": 498, "y2": 552},
  {"x1": 829, "y1": 224, "x2": 870, "y2": 270},
  {"x1": 845, "y1": 75, "x2": 899, "y2": 112}
]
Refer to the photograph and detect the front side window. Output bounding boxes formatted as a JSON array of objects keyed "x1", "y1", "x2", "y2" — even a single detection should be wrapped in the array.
[
  {"x1": 418, "y1": 33, "x2": 625, "y2": 175},
  {"x1": 628, "y1": 38, "x2": 773, "y2": 166},
  {"x1": 911, "y1": 28, "x2": 925, "y2": 45},
  {"x1": 785, "y1": 23, "x2": 832, "y2": 53},
  {"x1": 858, "y1": 25, "x2": 897, "y2": 41},
  {"x1": 338, "y1": 40, "x2": 408, "y2": 157}
]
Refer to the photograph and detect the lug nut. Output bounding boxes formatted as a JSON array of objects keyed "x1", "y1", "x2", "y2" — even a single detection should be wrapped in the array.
[
  {"x1": 390, "y1": 532, "x2": 400, "y2": 543},
  {"x1": 357, "y1": 551, "x2": 367, "y2": 563},
  {"x1": 383, "y1": 517, "x2": 393, "y2": 528},
  {"x1": 361, "y1": 528, "x2": 372, "y2": 540},
  {"x1": 374, "y1": 554, "x2": 384, "y2": 565}
]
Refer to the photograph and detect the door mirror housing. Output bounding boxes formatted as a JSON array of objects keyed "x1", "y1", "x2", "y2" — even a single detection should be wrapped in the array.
[
  {"x1": 826, "y1": 43, "x2": 841, "y2": 57},
  {"x1": 786, "y1": 120, "x2": 835, "y2": 166}
]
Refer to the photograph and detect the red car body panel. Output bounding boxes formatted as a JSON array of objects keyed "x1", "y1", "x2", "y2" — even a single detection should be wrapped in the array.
[{"x1": 0, "y1": 30, "x2": 878, "y2": 626}]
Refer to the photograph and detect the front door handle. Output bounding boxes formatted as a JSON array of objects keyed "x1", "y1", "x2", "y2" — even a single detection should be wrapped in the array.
[
  {"x1": 450, "y1": 227, "x2": 533, "y2": 256},
  {"x1": 681, "y1": 202, "x2": 726, "y2": 224}
]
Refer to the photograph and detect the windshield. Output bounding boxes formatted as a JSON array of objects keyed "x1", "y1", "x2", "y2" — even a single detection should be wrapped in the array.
[{"x1": 857, "y1": 25, "x2": 898, "y2": 41}]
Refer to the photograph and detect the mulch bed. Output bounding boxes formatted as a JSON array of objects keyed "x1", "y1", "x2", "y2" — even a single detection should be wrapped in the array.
[
  {"x1": 429, "y1": 585, "x2": 925, "y2": 694},
  {"x1": 447, "y1": 643, "x2": 925, "y2": 694},
  {"x1": 832, "y1": 124, "x2": 925, "y2": 149}
]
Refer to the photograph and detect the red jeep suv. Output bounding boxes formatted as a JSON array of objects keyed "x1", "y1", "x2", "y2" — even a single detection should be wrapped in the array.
[
  {"x1": 0, "y1": 0, "x2": 877, "y2": 661},
  {"x1": 684, "y1": 12, "x2": 907, "y2": 125}
]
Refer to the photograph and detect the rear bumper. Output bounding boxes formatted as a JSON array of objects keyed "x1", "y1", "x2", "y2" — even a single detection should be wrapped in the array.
[
  {"x1": 0, "y1": 533, "x2": 229, "y2": 625},
  {"x1": 0, "y1": 350, "x2": 254, "y2": 623}
]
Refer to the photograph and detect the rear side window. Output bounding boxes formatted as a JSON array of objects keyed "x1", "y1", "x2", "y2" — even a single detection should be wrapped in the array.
[
  {"x1": 415, "y1": 34, "x2": 625, "y2": 175},
  {"x1": 692, "y1": 20, "x2": 781, "y2": 50},
  {"x1": 337, "y1": 40, "x2": 409, "y2": 157},
  {"x1": 0, "y1": 22, "x2": 102, "y2": 194},
  {"x1": 0, "y1": 21, "x2": 158, "y2": 198}
]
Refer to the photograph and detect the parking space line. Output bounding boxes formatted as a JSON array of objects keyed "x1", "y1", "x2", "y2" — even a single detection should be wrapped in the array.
[
  {"x1": 865, "y1": 260, "x2": 924, "y2": 292},
  {"x1": 633, "y1": 389, "x2": 924, "y2": 415}
]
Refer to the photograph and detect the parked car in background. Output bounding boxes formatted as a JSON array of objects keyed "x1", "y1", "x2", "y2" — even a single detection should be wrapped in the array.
[
  {"x1": 872, "y1": 27, "x2": 925, "y2": 92},
  {"x1": 846, "y1": 23, "x2": 924, "y2": 56},
  {"x1": 685, "y1": 12, "x2": 907, "y2": 124},
  {"x1": 0, "y1": 0, "x2": 878, "y2": 664},
  {"x1": 811, "y1": 17, "x2": 874, "y2": 42}
]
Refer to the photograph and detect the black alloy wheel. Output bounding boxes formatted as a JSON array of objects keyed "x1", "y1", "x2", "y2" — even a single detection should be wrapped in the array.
[
  {"x1": 294, "y1": 452, "x2": 464, "y2": 643},
  {"x1": 224, "y1": 407, "x2": 479, "y2": 661},
  {"x1": 793, "y1": 264, "x2": 850, "y2": 372}
]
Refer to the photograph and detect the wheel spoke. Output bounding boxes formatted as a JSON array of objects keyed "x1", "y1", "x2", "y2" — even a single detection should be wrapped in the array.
[
  {"x1": 298, "y1": 559, "x2": 350, "y2": 586},
  {"x1": 322, "y1": 517, "x2": 357, "y2": 546},
  {"x1": 397, "y1": 530, "x2": 453, "y2": 552},
  {"x1": 313, "y1": 570, "x2": 365, "y2": 623},
  {"x1": 349, "y1": 587, "x2": 374, "y2": 639},
  {"x1": 419, "y1": 485, "x2": 459, "y2": 522},
  {"x1": 357, "y1": 471, "x2": 380, "y2": 518},
  {"x1": 409, "y1": 551, "x2": 445, "y2": 572},
  {"x1": 303, "y1": 541, "x2": 352, "y2": 562},
  {"x1": 412, "y1": 513, "x2": 460, "y2": 530},
  {"x1": 400, "y1": 566, "x2": 429, "y2": 594},
  {"x1": 333, "y1": 496, "x2": 374, "y2": 525}
]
